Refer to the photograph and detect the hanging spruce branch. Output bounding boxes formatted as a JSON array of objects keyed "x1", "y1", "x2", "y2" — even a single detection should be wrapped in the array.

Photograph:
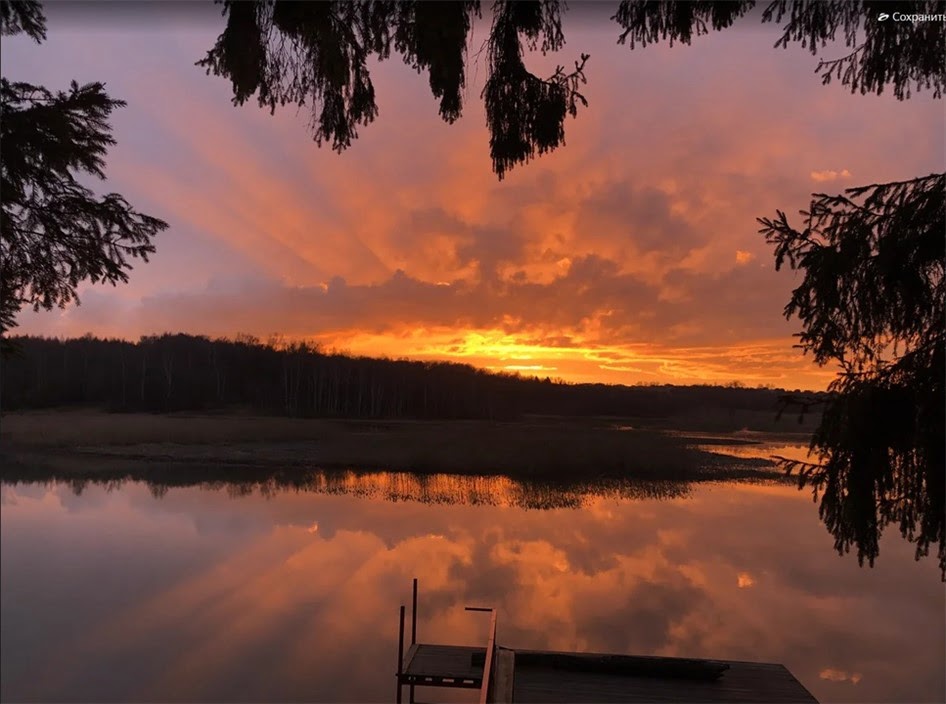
[
  {"x1": 198, "y1": 0, "x2": 588, "y2": 178},
  {"x1": 483, "y1": 1, "x2": 588, "y2": 179},
  {"x1": 198, "y1": 0, "x2": 485, "y2": 152},
  {"x1": 761, "y1": 0, "x2": 946, "y2": 100},
  {"x1": 759, "y1": 174, "x2": 946, "y2": 577},
  {"x1": 1, "y1": 78, "x2": 168, "y2": 333},
  {"x1": 612, "y1": 1, "x2": 757, "y2": 48}
]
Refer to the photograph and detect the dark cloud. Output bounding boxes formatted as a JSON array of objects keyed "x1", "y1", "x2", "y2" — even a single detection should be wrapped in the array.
[
  {"x1": 575, "y1": 181, "x2": 699, "y2": 255},
  {"x1": 580, "y1": 569, "x2": 708, "y2": 653}
]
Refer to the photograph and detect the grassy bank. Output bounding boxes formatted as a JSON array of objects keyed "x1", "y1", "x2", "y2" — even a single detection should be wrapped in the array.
[{"x1": 0, "y1": 409, "x2": 785, "y2": 482}]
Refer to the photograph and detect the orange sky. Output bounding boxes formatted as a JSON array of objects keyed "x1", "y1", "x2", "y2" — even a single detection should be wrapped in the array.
[{"x1": 4, "y1": 3, "x2": 943, "y2": 390}]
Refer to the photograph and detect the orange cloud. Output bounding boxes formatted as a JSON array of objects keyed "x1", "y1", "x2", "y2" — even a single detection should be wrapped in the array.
[
  {"x1": 735, "y1": 250, "x2": 755, "y2": 265},
  {"x1": 819, "y1": 668, "x2": 863, "y2": 684},
  {"x1": 737, "y1": 572, "x2": 756, "y2": 588},
  {"x1": 810, "y1": 169, "x2": 852, "y2": 182}
]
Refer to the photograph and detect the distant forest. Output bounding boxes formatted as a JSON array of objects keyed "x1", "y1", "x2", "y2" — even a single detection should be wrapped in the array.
[{"x1": 0, "y1": 334, "x2": 827, "y2": 424}]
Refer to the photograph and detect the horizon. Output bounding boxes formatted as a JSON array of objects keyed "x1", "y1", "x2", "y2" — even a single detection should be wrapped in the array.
[
  {"x1": 7, "y1": 330, "x2": 831, "y2": 393},
  {"x1": 3, "y1": 2, "x2": 942, "y2": 391}
]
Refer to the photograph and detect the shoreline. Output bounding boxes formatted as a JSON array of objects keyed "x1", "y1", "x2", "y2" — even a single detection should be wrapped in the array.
[{"x1": 0, "y1": 410, "x2": 792, "y2": 485}]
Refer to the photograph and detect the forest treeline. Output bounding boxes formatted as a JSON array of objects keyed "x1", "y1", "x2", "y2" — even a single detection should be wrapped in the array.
[{"x1": 0, "y1": 334, "x2": 827, "y2": 422}]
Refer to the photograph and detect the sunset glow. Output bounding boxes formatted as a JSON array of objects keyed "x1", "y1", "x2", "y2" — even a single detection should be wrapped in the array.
[{"x1": 4, "y1": 3, "x2": 942, "y2": 390}]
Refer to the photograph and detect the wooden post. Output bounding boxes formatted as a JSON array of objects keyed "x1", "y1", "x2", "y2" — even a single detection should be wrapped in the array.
[
  {"x1": 479, "y1": 610, "x2": 498, "y2": 704},
  {"x1": 396, "y1": 605, "x2": 405, "y2": 704},
  {"x1": 411, "y1": 578, "x2": 418, "y2": 645},
  {"x1": 410, "y1": 578, "x2": 418, "y2": 704}
]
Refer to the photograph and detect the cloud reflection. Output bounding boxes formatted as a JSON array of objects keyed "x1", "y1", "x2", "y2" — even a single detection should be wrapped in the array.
[{"x1": 1, "y1": 477, "x2": 942, "y2": 703}]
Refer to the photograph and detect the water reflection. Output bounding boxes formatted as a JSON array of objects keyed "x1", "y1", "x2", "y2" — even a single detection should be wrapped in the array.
[
  {"x1": 1, "y1": 472, "x2": 942, "y2": 704},
  {"x1": 694, "y1": 440, "x2": 816, "y2": 464},
  {"x1": 3, "y1": 465, "x2": 693, "y2": 508}
]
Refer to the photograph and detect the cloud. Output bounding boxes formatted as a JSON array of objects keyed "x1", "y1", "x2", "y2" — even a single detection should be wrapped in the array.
[
  {"x1": 819, "y1": 668, "x2": 863, "y2": 684},
  {"x1": 578, "y1": 567, "x2": 709, "y2": 653},
  {"x1": 810, "y1": 169, "x2": 852, "y2": 182},
  {"x1": 735, "y1": 250, "x2": 755, "y2": 265}
]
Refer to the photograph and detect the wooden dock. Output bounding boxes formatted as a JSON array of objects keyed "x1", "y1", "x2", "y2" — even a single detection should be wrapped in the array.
[
  {"x1": 512, "y1": 650, "x2": 818, "y2": 703},
  {"x1": 396, "y1": 581, "x2": 498, "y2": 703},
  {"x1": 401, "y1": 644, "x2": 486, "y2": 689},
  {"x1": 394, "y1": 579, "x2": 819, "y2": 704}
]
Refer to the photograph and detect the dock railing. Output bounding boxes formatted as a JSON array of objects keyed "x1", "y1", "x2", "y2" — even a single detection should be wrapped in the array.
[
  {"x1": 465, "y1": 607, "x2": 497, "y2": 704},
  {"x1": 396, "y1": 581, "x2": 499, "y2": 704},
  {"x1": 395, "y1": 578, "x2": 420, "y2": 704}
]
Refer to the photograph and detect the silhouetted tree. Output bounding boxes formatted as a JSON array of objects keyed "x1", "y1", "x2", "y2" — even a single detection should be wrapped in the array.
[
  {"x1": 1, "y1": 333, "x2": 818, "y2": 424},
  {"x1": 0, "y1": 0, "x2": 167, "y2": 337},
  {"x1": 200, "y1": 1, "x2": 943, "y2": 179},
  {"x1": 198, "y1": 0, "x2": 591, "y2": 179},
  {"x1": 614, "y1": 1, "x2": 944, "y2": 99},
  {"x1": 760, "y1": 175, "x2": 945, "y2": 577}
]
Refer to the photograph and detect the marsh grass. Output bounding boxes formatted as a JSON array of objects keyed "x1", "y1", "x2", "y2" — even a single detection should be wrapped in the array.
[{"x1": 1, "y1": 410, "x2": 783, "y2": 483}]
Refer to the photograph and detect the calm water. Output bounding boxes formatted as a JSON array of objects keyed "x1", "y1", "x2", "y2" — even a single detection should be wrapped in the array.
[{"x1": 1, "y1": 448, "x2": 943, "y2": 702}]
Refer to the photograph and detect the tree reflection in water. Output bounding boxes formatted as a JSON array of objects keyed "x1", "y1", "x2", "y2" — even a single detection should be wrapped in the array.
[{"x1": 3, "y1": 465, "x2": 693, "y2": 510}]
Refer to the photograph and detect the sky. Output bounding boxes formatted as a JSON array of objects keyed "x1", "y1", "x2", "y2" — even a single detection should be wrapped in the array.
[{"x1": 4, "y1": 2, "x2": 944, "y2": 390}]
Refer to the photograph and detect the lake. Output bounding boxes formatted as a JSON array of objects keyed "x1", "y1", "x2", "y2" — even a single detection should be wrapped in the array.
[{"x1": 1, "y1": 439, "x2": 943, "y2": 703}]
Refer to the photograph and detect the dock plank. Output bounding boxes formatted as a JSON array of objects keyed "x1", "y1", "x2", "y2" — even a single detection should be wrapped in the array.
[
  {"x1": 492, "y1": 648, "x2": 515, "y2": 704},
  {"x1": 403, "y1": 644, "x2": 486, "y2": 686},
  {"x1": 512, "y1": 651, "x2": 818, "y2": 703}
]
